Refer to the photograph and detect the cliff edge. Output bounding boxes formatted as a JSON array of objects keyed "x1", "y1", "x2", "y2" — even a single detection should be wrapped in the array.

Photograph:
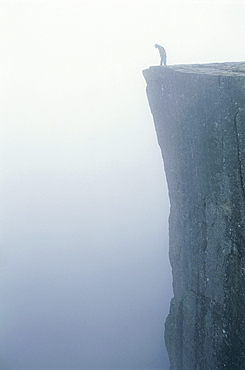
[{"x1": 143, "y1": 62, "x2": 245, "y2": 369}]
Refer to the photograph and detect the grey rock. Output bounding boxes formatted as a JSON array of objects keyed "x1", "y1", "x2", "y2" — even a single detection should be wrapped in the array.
[{"x1": 143, "y1": 63, "x2": 245, "y2": 369}]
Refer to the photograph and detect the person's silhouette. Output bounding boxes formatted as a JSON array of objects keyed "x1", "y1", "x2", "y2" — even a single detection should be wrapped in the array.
[{"x1": 155, "y1": 44, "x2": 167, "y2": 66}]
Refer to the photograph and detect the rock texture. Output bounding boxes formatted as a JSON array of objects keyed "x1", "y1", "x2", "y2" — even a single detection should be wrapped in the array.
[{"x1": 143, "y1": 63, "x2": 245, "y2": 369}]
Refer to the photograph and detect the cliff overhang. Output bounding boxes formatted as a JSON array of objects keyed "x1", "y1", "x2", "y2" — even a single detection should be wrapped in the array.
[{"x1": 143, "y1": 62, "x2": 245, "y2": 369}]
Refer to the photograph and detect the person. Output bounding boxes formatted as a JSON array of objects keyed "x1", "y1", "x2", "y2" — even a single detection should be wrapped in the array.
[{"x1": 155, "y1": 44, "x2": 167, "y2": 66}]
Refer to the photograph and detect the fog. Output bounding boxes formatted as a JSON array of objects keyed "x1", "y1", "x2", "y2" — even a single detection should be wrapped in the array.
[{"x1": 0, "y1": 1, "x2": 244, "y2": 369}]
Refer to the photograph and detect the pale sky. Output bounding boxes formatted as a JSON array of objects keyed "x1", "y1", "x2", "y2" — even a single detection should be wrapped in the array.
[{"x1": 0, "y1": 1, "x2": 244, "y2": 369}]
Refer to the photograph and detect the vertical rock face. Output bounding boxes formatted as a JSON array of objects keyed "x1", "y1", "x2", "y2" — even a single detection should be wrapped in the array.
[{"x1": 143, "y1": 63, "x2": 245, "y2": 369}]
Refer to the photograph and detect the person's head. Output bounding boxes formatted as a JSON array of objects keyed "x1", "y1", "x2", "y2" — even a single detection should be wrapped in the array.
[{"x1": 154, "y1": 44, "x2": 159, "y2": 48}]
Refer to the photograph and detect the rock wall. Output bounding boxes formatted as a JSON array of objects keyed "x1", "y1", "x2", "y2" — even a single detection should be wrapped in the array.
[{"x1": 143, "y1": 63, "x2": 245, "y2": 369}]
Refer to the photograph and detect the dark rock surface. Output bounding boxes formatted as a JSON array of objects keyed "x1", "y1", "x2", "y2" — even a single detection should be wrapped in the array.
[{"x1": 143, "y1": 63, "x2": 245, "y2": 369}]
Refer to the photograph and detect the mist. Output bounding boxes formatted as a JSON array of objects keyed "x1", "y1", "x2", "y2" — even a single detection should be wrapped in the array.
[{"x1": 1, "y1": 1, "x2": 244, "y2": 369}]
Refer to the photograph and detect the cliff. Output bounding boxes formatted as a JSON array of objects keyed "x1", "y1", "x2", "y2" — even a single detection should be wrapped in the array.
[{"x1": 143, "y1": 62, "x2": 245, "y2": 369}]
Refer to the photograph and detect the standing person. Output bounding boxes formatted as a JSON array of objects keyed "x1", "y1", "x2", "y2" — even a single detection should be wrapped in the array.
[{"x1": 155, "y1": 44, "x2": 167, "y2": 66}]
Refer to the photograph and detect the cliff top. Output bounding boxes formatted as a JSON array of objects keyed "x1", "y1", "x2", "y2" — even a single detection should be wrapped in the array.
[{"x1": 144, "y1": 62, "x2": 245, "y2": 78}]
